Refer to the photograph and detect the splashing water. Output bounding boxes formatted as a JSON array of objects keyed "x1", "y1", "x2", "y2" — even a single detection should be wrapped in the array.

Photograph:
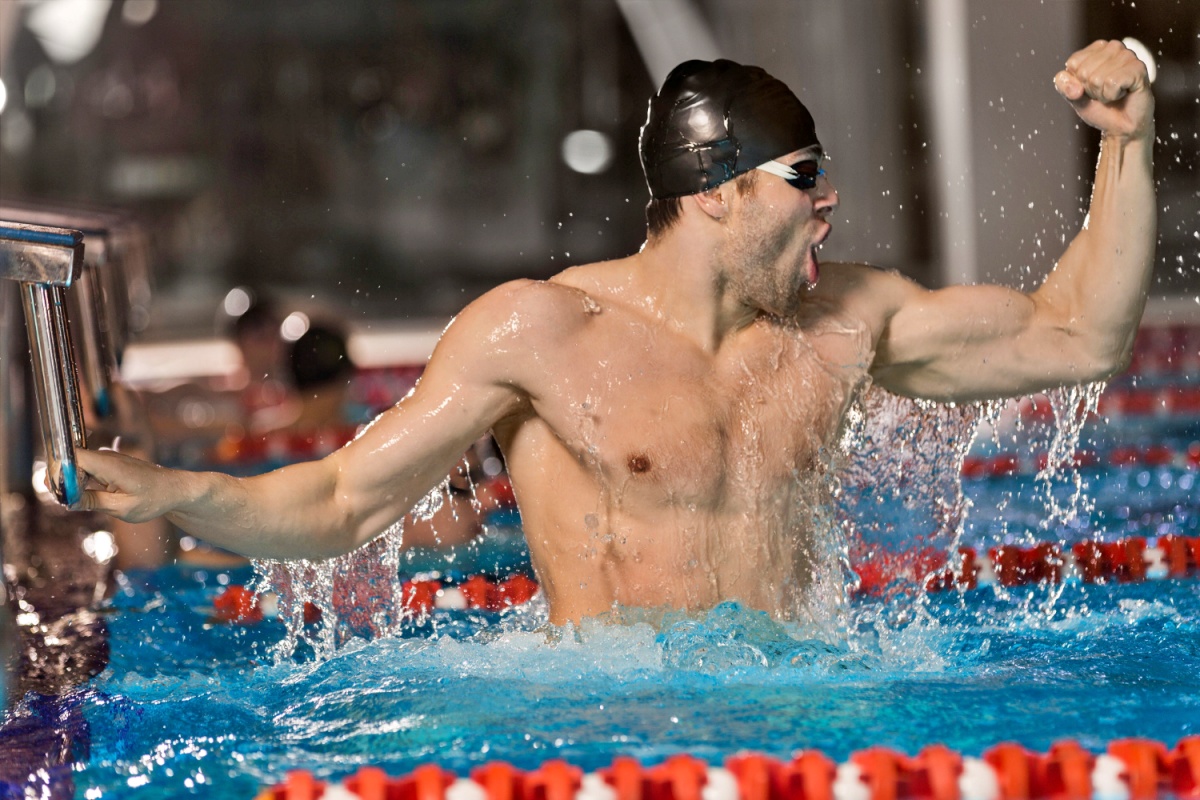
[
  {"x1": 835, "y1": 381, "x2": 1106, "y2": 597},
  {"x1": 1034, "y1": 382, "x2": 1105, "y2": 530},
  {"x1": 252, "y1": 477, "x2": 465, "y2": 660},
  {"x1": 248, "y1": 379, "x2": 1109, "y2": 661},
  {"x1": 836, "y1": 385, "x2": 1001, "y2": 592}
]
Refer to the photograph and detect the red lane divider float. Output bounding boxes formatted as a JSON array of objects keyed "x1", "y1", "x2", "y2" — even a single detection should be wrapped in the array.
[
  {"x1": 1095, "y1": 386, "x2": 1200, "y2": 419},
  {"x1": 256, "y1": 736, "x2": 1200, "y2": 800},
  {"x1": 211, "y1": 425, "x2": 363, "y2": 467},
  {"x1": 961, "y1": 442, "x2": 1200, "y2": 479},
  {"x1": 1126, "y1": 324, "x2": 1200, "y2": 379},
  {"x1": 1013, "y1": 385, "x2": 1200, "y2": 426},
  {"x1": 210, "y1": 574, "x2": 540, "y2": 625},
  {"x1": 214, "y1": 532, "x2": 1200, "y2": 619},
  {"x1": 211, "y1": 584, "x2": 266, "y2": 624},
  {"x1": 855, "y1": 535, "x2": 1200, "y2": 596},
  {"x1": 920, "y1": 535, "x2": 1200, "y2": 593}
]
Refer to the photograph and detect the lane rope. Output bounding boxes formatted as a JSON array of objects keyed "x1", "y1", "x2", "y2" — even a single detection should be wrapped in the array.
[
  {"x1": 860, "y1": 535, "x2": 1200, "y2": 595},
  {"x1": 255, "y1": 736, "x2": 1200, "y2": 800},
  {"x1": 961, "y1": 442, "x2": 1200, "y2": 479},
  {"x1": 211, "y1": 573, "x2": 539, "y2": 624},
  {"x1": 211, "y1": 530, "x2": 1200, "y2": 622}
]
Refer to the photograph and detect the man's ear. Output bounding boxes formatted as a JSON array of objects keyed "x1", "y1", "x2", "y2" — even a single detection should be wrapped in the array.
[{"x1": 690, "y1": 187, "x2": 728, "y2": 221}]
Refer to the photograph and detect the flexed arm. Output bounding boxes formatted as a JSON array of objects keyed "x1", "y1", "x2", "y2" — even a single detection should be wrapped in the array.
[
  {"x1": 869, "y1": 40, "x2": 1156, "y2": 402},
  {"x1": 75, "y1": 283, "x2": 536, "y2": 560}
]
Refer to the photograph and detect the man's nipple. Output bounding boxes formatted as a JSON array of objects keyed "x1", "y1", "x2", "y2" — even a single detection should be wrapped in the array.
[{"x1": 627, "y1": 454, "x2": 652, "y2": 474}]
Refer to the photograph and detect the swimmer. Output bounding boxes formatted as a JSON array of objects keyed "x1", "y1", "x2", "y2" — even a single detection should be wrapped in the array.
[{"x1": 76, "y1": 41, "x2": 1155, "y2": 625}]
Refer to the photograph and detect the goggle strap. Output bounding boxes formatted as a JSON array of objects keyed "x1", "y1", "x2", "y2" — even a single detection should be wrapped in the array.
[{"x1": 754, "y1": 160, "x2": 797, "y2": 179}]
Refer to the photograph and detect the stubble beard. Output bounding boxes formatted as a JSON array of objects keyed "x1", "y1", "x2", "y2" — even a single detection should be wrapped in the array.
[{"x1": 720, "y1": 206, "x2": 806, "y2": 319}]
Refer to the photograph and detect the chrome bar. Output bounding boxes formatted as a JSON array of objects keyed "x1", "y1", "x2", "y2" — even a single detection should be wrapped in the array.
[
  {"x1": 73, "y1": 267, "x2": 113, "y2": 420},
  {"x1": 98, "y1": 227, "x2": 135, "y2": 365},
  {"x1": 0, "y1": 279, "x2": 23, "y2": 710},
  {"x1": 0, "y1": 207, "x2": 130, "y2": 417},
  {"x1": 0, "y1": 281, "x2": 34, "y2": 496},
  {"x1": 1, "y1": 221, "x2": 88, "y2": 508},
  {"x1": 22, "y1": 283, "x2": 88, "y2": 506},
  {"x1": 0, "y1": 581, "x2": 11, "y2": 709},
  {"x1": 50, "y1": 284, "x2": 88, "y2": 453},
  {"x1": 0, "y1": 221, "x2": 83, "y2": 286}
]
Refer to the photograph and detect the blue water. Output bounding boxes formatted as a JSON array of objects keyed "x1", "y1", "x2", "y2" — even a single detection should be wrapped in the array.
[
  {"x1": 78, "y1": 571, "x2": 1200, "y2": 798},
  {"x1": 6, "y1": 402, "x2": 1200, "y2": 799}
]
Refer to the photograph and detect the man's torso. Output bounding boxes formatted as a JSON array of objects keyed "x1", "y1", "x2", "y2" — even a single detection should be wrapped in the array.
[{"x1": 491, "y1": 262, "x2": 881, "y2": 623}]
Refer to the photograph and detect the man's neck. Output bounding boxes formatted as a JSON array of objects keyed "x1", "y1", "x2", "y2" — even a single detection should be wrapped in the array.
[{"x1": 634, "y1": 233, "x2": 759, "y2": 353}]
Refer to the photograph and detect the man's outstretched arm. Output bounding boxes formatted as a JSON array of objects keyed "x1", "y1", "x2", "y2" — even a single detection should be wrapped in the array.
[
  {"x1": 75, "y1": 282, "x2": 536, "y2": 560},
  {"x1": 868, "y1": 40, "x2": 1155, "y2": 402}
]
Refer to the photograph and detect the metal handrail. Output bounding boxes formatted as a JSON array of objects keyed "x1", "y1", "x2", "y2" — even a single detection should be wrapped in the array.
[
  {"x1": 0, "y1": 205, "x2": 134, "y2": 424},
  {"x1": 0, "y1": 220, "x2": 88, "y2": 507}
]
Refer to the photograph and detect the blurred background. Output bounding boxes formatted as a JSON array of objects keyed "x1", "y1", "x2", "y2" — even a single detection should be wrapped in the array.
[{"x1": 0, "y1": 0, "x2": 1197, "y2": 351}]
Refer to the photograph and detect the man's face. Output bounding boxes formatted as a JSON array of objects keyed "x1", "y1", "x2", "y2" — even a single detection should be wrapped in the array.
[{"x1": 717, "y1": 146, "x2": 838, "y2": 318}]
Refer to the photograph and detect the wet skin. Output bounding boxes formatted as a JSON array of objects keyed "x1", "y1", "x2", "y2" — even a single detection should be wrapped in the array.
[
  {"x1": 493, "y1": 262, "x2": 872, "y2": 623},
  {"x1": 76, "y1": 40, "x2": 1156, "y2": 625}
]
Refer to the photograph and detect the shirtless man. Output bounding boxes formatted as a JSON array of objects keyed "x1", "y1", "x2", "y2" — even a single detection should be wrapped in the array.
[{"x1": 76, "y1": 41, "x2": 1155, "y2": 625}]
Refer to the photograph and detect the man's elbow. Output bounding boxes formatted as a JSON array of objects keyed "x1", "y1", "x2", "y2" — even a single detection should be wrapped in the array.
[
  {"x1": 1076, "y1": 334, "x2": 1135, "y2": 383},
  {"x1": 310, "y1": 527, "x2": 362, "y2": 560}
]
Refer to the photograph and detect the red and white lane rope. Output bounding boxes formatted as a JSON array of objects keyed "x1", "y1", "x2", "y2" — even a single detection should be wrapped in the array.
[
  {"x1": 923, "y1": 535, "x2": 1200, "y2": 592},
  {"x1": 1095, "y1": 386, "x2": 1200, "y2": 419},
  {"x1": 256, "y1": 737, "x2": 1200, "y2": 800},
  {"x1": 212, "y1": 531, "x2": 1200, "y2": 621},
  {"x1": 961, "y1": 442, "x2": 1200, "y2": 479},
  {"x1": 1126, "y1": 324, "x2": 1200, "y2": 380},
  {"x1": 210, "y1": 574, "x2": 539, "y2": 624}
]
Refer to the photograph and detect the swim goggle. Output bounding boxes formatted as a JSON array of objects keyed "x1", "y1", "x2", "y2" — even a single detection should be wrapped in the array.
[{"x1": 755, "y1": 158, "x2": 825, "y2": 190}]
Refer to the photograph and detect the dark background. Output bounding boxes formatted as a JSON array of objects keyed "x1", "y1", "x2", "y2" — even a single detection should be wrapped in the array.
[{"x1": 0, "y1": 0, "x2": 1196, "y2": 339}]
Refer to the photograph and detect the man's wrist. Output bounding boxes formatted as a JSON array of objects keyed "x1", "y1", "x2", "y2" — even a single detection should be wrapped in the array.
[{"x1": 1100, "y1": 126, "x2": 1155, "y2": 165}]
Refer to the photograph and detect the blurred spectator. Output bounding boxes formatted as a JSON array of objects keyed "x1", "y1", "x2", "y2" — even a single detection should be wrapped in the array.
[
  {"x1": 282, "y1": 323, "x2": 503, "y2": 551},
  {"x1": 231, "y1": 298, "x2": 294, "y2": 430},
  {"x1": 283, "y1": 322, "x2": 361, "y2": 428},
  {"x1": 145, "y1": 294, "x2": 296, "y2": 457}
]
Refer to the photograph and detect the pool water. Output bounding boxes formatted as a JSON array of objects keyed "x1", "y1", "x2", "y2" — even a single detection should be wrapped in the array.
[
  {"x1": 5, "y1": 387, "x2": 1200, "y2": 799},
  {"x1": 84, "y1": 568, "x2": 1200, "y2": 798}
]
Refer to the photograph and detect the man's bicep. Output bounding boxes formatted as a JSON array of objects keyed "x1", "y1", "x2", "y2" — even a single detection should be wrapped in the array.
[
  {"x1": 344, "y1": 367, "x2": 518, "y2": 486},
  {"x1": 871, "y1": 282, "x2": 1052, "y2": 400},
  {"x1": 349, "y1": 304, "x2": 527, "y2": 470},
  {"x1": 329, "y1": 293, "x2": 532, "y2": 539}
]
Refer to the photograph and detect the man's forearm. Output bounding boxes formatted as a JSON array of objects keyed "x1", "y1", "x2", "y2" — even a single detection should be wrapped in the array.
[
  {"x1": 1031, "y1": 41, "x2": 1157, "y2": 378},
  {"x1": 1036, "y1": 129, "x2": 1156, "y2": 373},
  {"x1": 164, "y1": 460, "x2": 358, "y2": 560}
]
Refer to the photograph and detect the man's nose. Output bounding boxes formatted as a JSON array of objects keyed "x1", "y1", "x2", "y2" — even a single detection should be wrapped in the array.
[{"x1": 814, "y1": 173, "x2": 838, "y2": 215}]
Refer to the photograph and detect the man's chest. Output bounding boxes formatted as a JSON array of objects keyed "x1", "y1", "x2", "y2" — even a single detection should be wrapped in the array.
[{"x1": 527, "y1": 318, "x2": 871, "y2": 508}]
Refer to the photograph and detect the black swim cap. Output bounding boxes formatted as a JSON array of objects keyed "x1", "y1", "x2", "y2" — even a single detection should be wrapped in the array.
[{"x1": 639, "y1": 59, "x2": 820, "y2": 200}]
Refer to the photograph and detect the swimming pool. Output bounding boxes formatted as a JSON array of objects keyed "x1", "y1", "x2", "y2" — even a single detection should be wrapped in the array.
[{"x1": 2, "y1": 328, "x2": 1198, "y2": 799}]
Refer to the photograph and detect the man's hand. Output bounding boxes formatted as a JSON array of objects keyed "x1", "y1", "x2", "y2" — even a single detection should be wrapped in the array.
[
  {"x1": 75, "y1": 448, "x2": 182, "y2": 524},
  {"x1": 1054, "y1": 39, "x2": 1154, "y2": 141}
]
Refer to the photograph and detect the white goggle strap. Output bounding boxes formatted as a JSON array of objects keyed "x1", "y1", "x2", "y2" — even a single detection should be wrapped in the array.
[{"x1": 754, "y1": 160, "x2": 798, "y2": 179}]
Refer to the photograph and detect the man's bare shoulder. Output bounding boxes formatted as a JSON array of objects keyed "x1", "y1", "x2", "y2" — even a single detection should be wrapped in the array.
[
  {"x1": 446, "y1": 276, "x2": 608, "y2": 351},
  {"x1": 807, "y1": 261, "x2": 925, "y2": 322},
  {"x1": 548, "y1": 256, "x2": 638, "y2": 296},
  {"x1": 811, "y1": 261, "x2": 915, "y2": 293}
]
